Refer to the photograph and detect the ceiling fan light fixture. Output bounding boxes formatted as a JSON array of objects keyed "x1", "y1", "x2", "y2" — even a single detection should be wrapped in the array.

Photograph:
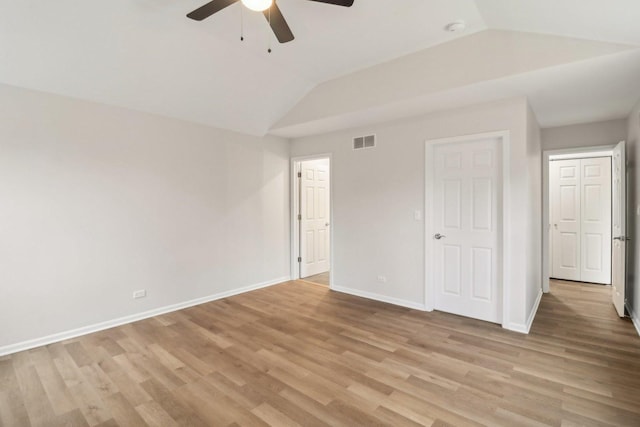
[{"x1": 241, "y1": 0, "x2": 273, "y2": 12}]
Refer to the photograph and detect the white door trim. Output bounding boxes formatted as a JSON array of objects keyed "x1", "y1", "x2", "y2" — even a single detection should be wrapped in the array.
[
  {"x1": 290, "y1": 154, "x2": 333, "y2": 288},
  {"x1": 542, "y1": 145, "x2": 615, "y2": 293},
  {"x1": 425, "y1": 130, "x2": 511, "y2": 329}
]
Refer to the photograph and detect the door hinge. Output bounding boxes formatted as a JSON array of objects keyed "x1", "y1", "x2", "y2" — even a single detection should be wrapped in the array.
[
  {"x1": 298, "y1": 214, "x2": 302, "y2": 220},
  {"x1": 297, "y1": 257, "x2": 302, "y2": 263},
  {"x1": 297, "y1": 172, "x2": 302, "y2": 178}
]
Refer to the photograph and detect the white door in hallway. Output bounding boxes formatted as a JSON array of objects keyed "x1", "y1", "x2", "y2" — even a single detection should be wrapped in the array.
[
  {"x1": 431, "y1": 137, "x2": 502, "y2": 323},
  {"x1": 300, "y1": 159, "x2": 330, "y2": 278},
  {"x1": 550, "y1": 157, "x2": 611, "y2": 284},
  {"x1": 580, "y1": 157, "x2": 611, "y2": 284},
  {"x1": 550, "y1": 159, "x2": 581, "y2": 281},
  {"x1": 612, "y1": 141, "x2": 626, "y2": 317}
]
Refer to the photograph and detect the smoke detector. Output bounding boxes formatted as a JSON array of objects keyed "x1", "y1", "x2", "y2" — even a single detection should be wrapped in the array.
[{"x1": 445, "y1": 20, "x2": 466, "y2": 33}]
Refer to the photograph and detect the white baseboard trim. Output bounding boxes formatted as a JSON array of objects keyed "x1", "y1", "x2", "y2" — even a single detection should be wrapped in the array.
[
  {"x1": 627, "y1": 303, "x2": 640, "y2": 338},
  {"x1": 0, "y1": 276, "x2": 290, "y2": 357},
  {"x1": 331, "y1": 285, "x2": 427, "y2": 311},
  {"x1": 504, "y1": 289, "x2": 543, "y2": 334}
]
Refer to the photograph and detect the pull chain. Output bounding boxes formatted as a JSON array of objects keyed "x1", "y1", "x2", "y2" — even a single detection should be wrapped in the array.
[
  {"x1": 267, "y1": 6, "x2": 272, "y2": 53},
  {"x1": 240, "y1": 4, "x2": 244, "y2": 41}
]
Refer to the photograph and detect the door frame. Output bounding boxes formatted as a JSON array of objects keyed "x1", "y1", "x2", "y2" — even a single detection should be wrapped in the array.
[
  {"x1": 542, "y1": 145, "x2": 615, "y2": 293},
  {"x1": 424, "y1": 130, "x2": 511, "y2": 327},
  {"x1": 290, "y1": 154, "x2": 333, "y2": 287}
]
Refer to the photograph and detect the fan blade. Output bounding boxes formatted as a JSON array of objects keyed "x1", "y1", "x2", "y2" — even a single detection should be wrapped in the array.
[
  {"x1": 187, "y1": 0, "x2": 239, "y2": 21},
  {"x1": 263, "y1": 3, "x2": 295, "y2": 43},
  {"x1": 307, "y1": 0, "x2": 354, "y2": 6}
]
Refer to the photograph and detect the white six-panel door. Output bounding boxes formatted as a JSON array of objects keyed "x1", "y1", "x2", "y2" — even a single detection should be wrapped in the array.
[
  {"x1": 580, "y1": 158, "x2": 612, "y2": 284},
  {"x1": 550, "y1": 157, "x2": 611, "y2": 284},
  {"x1": 432, "y1": 137, "x2": 502, "y2": 324},
  {"x1": 300, "y1": 159, "x2": 330, "y2": 278},
  {"x1": 550, "y1": 160, "x2": 581, "y2": 281}
]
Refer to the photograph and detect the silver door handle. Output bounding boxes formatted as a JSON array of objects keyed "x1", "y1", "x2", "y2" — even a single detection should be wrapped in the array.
[
  {"x1": 325, "y1": 222, "x2": 330, "y2": 226},
  {"x1": 613, "y1": 236, "x2": 631, "y2": 241},
  {"x1": 434, "y1": 233, "x2": 446, "y2": 240}
]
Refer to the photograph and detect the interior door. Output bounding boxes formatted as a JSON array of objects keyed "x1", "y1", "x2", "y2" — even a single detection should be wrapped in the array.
[
  {"x1": 580, "y1": 157, "x2": 612, "y2": 284},
  {"x1": 432, "y1": 137, "x2": 502, "y2": 323},
  {"x1": 300, "y1": 159, "x2": 330, "y2": 278},
  {"x1": 550, "y1": 159, "x2": 581, "y2": 281},
  {"x1": 612, "y1": 141, "x2": 626, "y2": 317}
]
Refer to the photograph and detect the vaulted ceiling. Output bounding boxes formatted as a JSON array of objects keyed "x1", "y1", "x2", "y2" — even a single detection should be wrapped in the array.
[{"x1": 1, "y1": 0, "x2": 639, "y2": 137}]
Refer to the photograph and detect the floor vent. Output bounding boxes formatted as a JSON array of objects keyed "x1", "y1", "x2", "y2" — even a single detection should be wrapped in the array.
[{"x1": 353, "y1": 134, "x2": 376, "y2": 150}]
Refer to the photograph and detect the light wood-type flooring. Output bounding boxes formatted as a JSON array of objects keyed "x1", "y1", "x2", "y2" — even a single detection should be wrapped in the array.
[
  {"x1": 301, "y1": 271, "x2": 330, "y2": 287},
  {"x1": 1, "y1": 279, "x2": 640, "y2": 426}
]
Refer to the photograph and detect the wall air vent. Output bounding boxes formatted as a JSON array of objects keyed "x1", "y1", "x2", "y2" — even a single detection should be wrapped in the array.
[{"x1": 353, "y1": 134, "x2": 376, "y2": 150}]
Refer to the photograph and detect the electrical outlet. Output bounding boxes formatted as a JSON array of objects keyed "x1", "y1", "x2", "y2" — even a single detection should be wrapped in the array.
[
  {"x1": 133, "y1": 289, "x2": 146, "y2": 299},
  {"x1": 377, "y1": 275, "x2": 387, "y2": 283}
]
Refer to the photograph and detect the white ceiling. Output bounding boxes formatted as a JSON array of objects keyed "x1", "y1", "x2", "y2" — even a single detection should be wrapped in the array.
[
  {"x1": 476, "y1": 0, "x2": 640, "y2": 45},
  {"x1": 1, "y1": 0, "x2": 639, "y2": 137}
]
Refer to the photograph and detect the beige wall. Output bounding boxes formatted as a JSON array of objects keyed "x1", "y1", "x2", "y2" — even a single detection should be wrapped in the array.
[
  {"x1": 291, "y1": 97, "x2": 541, "y2": 331},
  {"x1": 541, "y1": 118, "x2": 627, "y2": 150},
  {"x1": 0, "y1": 84, "x2": 291, "y2": 352}
]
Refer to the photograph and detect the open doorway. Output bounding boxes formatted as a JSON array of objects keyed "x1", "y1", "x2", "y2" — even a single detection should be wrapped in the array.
[
  {"x1": 291, "y1": 155, "x2": 332, "y2": 287},
  {"x1": 549, "y1": 154, "x2": 612, "y2": 285},
  {"x1": 542, "y1": 142, "x2": 627, "y2": 317}
]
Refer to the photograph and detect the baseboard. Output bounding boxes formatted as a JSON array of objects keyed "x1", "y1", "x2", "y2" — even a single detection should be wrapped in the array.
[
  {"x1": 626, "y1": 302, "x2": 640, "y2": 338},
  {"x1": 0, "y1": 276, "x2": 290, "y2": 357},
  {"x1": 504, "y1": 289, "x2": 543, "y2": 334},
  {"x1": 331, "y1": 285, "x2": 427, "y2": 311}
]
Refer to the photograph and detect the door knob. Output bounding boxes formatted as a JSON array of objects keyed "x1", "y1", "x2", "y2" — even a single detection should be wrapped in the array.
[
  {"x1": 434, "y1": 233, "x2": 446, "y2": 240},
  {"x1": 325, "y1": 222, "x2": 330, "y2": 226}
]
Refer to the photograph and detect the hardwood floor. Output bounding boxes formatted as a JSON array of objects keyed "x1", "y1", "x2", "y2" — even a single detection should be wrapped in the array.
[
  {"x1": 1, "y1": 279, "x2": 640, "y2": 426},
  {"x1": 301, "y1": 271, "x2": 330, "y2": 287}
]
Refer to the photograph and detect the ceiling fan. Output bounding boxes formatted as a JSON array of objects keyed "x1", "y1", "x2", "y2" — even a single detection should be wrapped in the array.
[{"x1": 187, "y1": 0, "x2": 355, "y2": 43}]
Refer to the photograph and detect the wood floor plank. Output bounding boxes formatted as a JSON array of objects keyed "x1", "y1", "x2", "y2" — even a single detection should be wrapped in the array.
[
  {"x1": 135, "y1": 400, "x2": 179, "y2": 427},
  {"x1": 64, "y1": 342, "x2": 93, "y2": 368},
  {"x1": 51, "y1": 408, "x2": 90, "y2": 427},
  {"x1": 0, "y1": 359, "x2": 32, "y2": 427},
  {"x1": 3, "y1": 279, "x2": 640, "y2": 426},
  {"x1": 251, "y1": 402, "x2": 301, "y2": 427},
  {"x1": 102, "y1": 392, "x2": 147, "y2": 427},
  {"x1": 139, "y1": 378, "x2": 209, "y2": 427},
  {"x1": 28, "y1": 347, "x2": 76, "y2": 412},
  {"x1": 12, "y1": 354, "x2": 58, "y2": 427},
  {"x1": 67, "y1": 375, "x2": 113, "y2": 426},
  {"x1": 104, "y1": 369, "x2": 151, "y2": 408}
]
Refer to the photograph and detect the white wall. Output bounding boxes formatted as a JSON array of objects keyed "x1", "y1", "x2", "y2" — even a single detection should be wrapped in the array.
[
  {"x1": 627, "y1": 98, "x2": 640, "y2": 331},
  {"x1": 0, "y1": 84, "x2": 291, "y2": 352},
  {"x1": 526, "y1": 103, "x2": 543, "y2": 324},
  {"x1": 541, "y1": 118, "x2": 628, "y2": 150},
  {"x1": 290, "y1": 97, "x2": 538, "y2": 331}
]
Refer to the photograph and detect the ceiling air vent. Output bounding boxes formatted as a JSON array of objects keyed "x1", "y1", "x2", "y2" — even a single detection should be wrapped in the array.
[{"x1": 353, "y1": 134, "x2": 376, "y2": 150}]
